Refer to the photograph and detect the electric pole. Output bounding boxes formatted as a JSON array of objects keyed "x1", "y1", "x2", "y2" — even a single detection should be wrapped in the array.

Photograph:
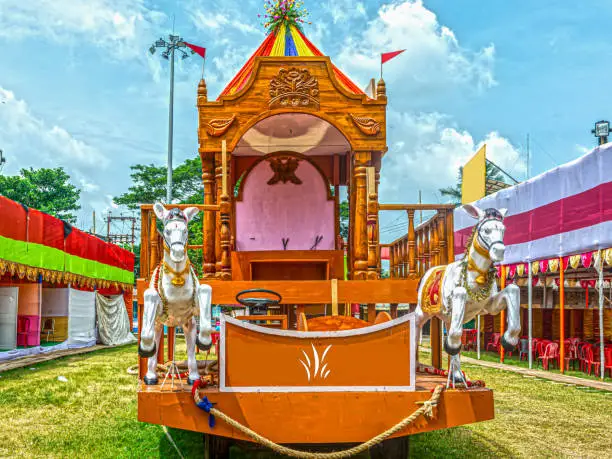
[
  {"x1": 106, "y1": 212, "x2": 138, "y2": 250},
  {"x1": 149, "y1": 32, "x2": 192, "y2": 204}
]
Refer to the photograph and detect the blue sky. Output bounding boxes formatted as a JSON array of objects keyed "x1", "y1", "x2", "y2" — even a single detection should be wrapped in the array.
[{"x1": 0, "y1": 0, "x2": 610, "y2": 241}]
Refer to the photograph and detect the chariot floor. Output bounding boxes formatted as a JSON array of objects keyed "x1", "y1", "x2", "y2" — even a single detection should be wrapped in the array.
[{"x1": 138, "y1": 373, "x2": 494, "y2": 443}]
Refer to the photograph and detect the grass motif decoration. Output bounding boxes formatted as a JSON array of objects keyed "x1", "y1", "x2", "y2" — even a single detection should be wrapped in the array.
[
  {"x1": 299, "y1": 343, "x2": 332, "y2": 382},
  {"x1": 258, "y1": 0, "x2": 311, "y2": 33}
]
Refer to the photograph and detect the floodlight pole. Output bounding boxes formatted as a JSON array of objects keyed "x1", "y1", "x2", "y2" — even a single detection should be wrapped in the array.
[
  {"x1": 149, "y1": 34, "x2": 191, "y2": 204},
  {"x1": 167, "y1": 44, "x2": 175, "y2": 204}
]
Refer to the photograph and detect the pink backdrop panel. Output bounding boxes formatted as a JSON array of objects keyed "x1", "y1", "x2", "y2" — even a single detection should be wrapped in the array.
[{"x1": 235, "y1": 158, "x2": 335, "y2": 251}]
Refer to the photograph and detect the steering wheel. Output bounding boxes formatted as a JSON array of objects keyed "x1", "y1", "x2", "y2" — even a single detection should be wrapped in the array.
[{"x1": 235, "y1": 289, "x2": 282, "y2": 308}]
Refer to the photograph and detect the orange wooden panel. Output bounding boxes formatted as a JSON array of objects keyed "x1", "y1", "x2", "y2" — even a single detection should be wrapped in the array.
[
  {"x1": 221, "y1": 315, "x2": 413, "y2": 390},
  {"x1": 202, "y1": 279, "x2": 419, "y2": 304},
  {"x1": 138, "y1": 383, "x2": 494, "y2": 443},
  {"x1": 18, "y1": 284, "x2": 40, "y2": 315}
]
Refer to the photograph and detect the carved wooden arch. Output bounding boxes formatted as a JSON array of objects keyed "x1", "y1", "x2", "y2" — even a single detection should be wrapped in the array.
[
  {"x1": 216, "y1": 56, "x2": 379, "y2": 104},
  {"x1": 235, "y1": 151, "x2": 335, "y2": 202},
  {"x1": 225, "y1": 109, "x2": 354, "y2": 154}
]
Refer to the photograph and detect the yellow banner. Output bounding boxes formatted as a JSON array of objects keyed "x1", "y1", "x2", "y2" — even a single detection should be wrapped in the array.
[{"x1": 461, "y1": 145, "x2": 486, "y2": 204}]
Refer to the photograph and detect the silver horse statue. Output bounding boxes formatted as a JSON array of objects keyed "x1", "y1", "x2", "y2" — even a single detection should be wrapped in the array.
[
  {"x1": 415, "y1": 204, "x2": 521, "y2": 387},
  {"x1": 138, "y1": 203, "x2": 213, "y2": 385}
]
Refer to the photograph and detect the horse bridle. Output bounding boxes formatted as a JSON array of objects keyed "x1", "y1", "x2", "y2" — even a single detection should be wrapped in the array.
[
  {"x1": 474, "y1": 208, "x2": 505, "y2": 255},
  {"x1": 159, "y1": 208, "x2": 188, "y2": 253}
]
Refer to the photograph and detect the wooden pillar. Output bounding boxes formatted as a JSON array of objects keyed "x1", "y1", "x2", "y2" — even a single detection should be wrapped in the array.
[
  {"x1": 431, "y1": 216, "x2": 439, "y2": 267},
  {"x1": 139, "y1": 209, "x2": 150, "y2": 278},
  {"x1": 559, "y1": 257, "x2": 565, "y2": 373},
  {"x1": 423, "y1": 226, "x2": 430, "y2": 272},
  {"x1": 445, "y1": 209, "x2": 454, "y2": 263},
  {"x1": 167, "y1": 327, "x2": 175, "y2": 361},
  {"x1": 334, "y1": 185, "x2": 340, "y2": 250},
  {"x1": 417, "y1": 230, "x2": 424, "y2": 276},
  {"x1": 366, "y1": 167, "x2": 379, "y2": 279},
  {"x1": 149, "y1": 214, "x2": 159, "y2": 275},
  {"x1": 201, "y1": 151, "x2": 216, "y2": 277},
  {"x1": 500, "y1": 266, "x2": 506, "y2": 363},
  {"x1": 348, "y1": 155, "x2": 354, "y2": 280},
  {"x1": 218, "y1": 141, "x2": 232, "y2": 280},
  {"x1": 388, "y1": 245, "x2": 394, "y2": 279},
  {"x1": 402, "y1": 238, "x2": 408, "y2": 278},
  {"x1": 390, "y1": 304, "x2": 398, "y2": 319},
  {"x1": 214, "y1": 151, "x2": 223, "y2": 273},
  {"x1": 407, "y1": 210, "x2": 416, "y2": 277},
  {"x1": 352, "y1": 152, "x2": 370, "y2": 280},
  {"x1": 438, "y1": 209, "x2": 448, "y2": 265},
  {"x1": 375, "y1": 167, "x2": 381, "y2": 276},
  {"x1": 367, "y1": 304, "x2": 376, "y2": 324}
]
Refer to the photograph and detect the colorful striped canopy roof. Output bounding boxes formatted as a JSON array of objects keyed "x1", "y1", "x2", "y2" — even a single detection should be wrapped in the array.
[{"x1": 220, "y1": 23, "x2": 364, "y2": 97}]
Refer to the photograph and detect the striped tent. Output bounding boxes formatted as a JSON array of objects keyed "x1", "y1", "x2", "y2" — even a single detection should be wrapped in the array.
[{"x1": 220, "y1": 22, "x2": 364, "y2": 97}]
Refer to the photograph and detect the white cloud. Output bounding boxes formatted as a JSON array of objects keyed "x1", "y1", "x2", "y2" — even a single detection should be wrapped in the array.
[
  {"x1": 190, "y1": 8, "x2": 263, "y2": 36},
  {"x1": 336, "y1": 0, "x2": 495, "y2": 97},
  {"x1": 0, "y1": 0, "x2": 166, "y2": 59},
  {"x1": 325, "y1": 0, "x2": 367, "y2": 24},
  {"x1": 379, "y1": 110, "x2": 525, "y2": 205},
  {"x1": 0, "y1": 86, "x2": 110, "y2": 216}
]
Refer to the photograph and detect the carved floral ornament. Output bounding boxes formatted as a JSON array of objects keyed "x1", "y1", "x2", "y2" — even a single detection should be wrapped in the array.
[
  {"x1": 349, "y1": 114, "x2": 381, "y2": 136},
  {"x1": 269, "y1": 67, "x2": 319, "y2": 109},
  {"x1": 204, "y1": 115, "x2": 236, "y2": 137},
  {"x1": 267, "y1": 156, "x2": 302, "y2": 185}
]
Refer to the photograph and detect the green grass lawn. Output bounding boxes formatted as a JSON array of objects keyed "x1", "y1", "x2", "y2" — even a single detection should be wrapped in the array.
[
  {"x1": 0, "y1": 343, "x2": 611, "y2": 458},
  {"x1": 460, "y1": 349, "x2": 612, "y2": 382}
]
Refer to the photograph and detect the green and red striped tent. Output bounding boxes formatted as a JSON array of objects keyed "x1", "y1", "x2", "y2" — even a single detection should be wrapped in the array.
[{"x1": 0, "y1": 196, "x2": 134, "y2": 291}]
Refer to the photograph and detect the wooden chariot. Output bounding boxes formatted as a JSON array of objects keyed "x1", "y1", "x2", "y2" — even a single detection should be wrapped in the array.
[{"x1": 136, "y1": 25, "x2": 494, "y2": 457}]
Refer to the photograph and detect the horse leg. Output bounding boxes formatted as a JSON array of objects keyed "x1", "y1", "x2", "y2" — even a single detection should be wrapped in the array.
[
  {"x1": 486, "y1": 284, "x2": 521, "y2": 351},
  {"x1": 144, "y1": 324, "x2": 162, "y2": 385},
  {"x1": 444, "y1": 287, "x2": 468, "y2": 388},
  {"x1": 196, "y1": 283, "x2": 213, "y2": 351},
  {"x1": 413, "y1": 304, "x2": 431, "y2": 367},
  {"x1": 184, "y1": 317, "x2": 200, "y2": 385},
  {"x1": 139, "y1": 288, "x2": 160, "y2": 357}
]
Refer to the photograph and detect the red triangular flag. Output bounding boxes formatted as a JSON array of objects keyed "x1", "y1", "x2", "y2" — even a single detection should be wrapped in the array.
[
  {"x1": 184, "y1": 41, "x2": 206, "y2": 58},
  {"x1": 381, "y1": 50, "x2": 405, "y2": 64}
]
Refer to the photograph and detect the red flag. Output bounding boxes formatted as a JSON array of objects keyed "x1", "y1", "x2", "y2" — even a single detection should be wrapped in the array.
[
  {"x1": 381, "y1": 50, "x2": 405, "y2": 64},
  {"x1": 184, "y1": 41, "x2": 206, "y2": 58}
]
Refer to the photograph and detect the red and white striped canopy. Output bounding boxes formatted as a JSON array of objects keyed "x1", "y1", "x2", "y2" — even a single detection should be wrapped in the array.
[{"x1": 454, "y1": 143, "x2": 612, "y2": 264}]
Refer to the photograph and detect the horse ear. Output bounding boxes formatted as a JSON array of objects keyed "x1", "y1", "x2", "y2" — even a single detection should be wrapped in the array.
[
  {"x1": 183, "y1": 207, "x2": 200, "y2": 223},
  {"x1": 498, "y1": 208, "x2": 508, "y2": 218},
  {"x1": 462, "y1": 204, "x2": 485, "y2": 221},
  {"x1": 153, "y1": 202, "x2": 168, "y2": 221}
]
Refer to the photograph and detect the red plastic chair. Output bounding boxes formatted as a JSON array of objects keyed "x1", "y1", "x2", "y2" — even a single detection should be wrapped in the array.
[
  {"x1": 486, "y1": 333, "x2": 501, "y2": 352},
  {"x1": 604, "y1": 348, "x2": 612, "y2": 378},
  {"x1": 538, "y1": 343, "x2": 559, "y2": 370},
  {"x1": 579, "y1": 344, "x2": 593, "y2": 373},
  {"x1": 17, "y1": 317, "x2": 30, "y2": 347}
]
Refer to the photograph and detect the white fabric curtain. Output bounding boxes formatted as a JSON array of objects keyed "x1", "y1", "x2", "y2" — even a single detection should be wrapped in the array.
[
  {"x1": 41, "y1": 288, "x2": 69, "y2": 316},
  {"x1": 0, "y1": 287, "x2": 19, "y2": 350},
  {"x1": 95, "y1": 293, "x2": 136, "y2": 346},
  {"x1": 67, "y1": 289, "x2": 96, "y2": 346}
]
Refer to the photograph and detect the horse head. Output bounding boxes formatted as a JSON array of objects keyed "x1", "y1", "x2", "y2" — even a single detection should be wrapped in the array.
[
  {"x1": 463, "y1": 204, "x2": 508, "y2": 263},
  {"x1": 153, "y1": 202, "x2": 200, "y2": 263}
]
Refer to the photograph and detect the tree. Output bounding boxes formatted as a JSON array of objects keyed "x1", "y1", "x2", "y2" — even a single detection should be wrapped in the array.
[
  {"x1": 115, "y1": 158, "x2": 205, "y2": 275},
  {"x1": 339, "y1": 200, "x2": 349, "y2": 240},
  {"x1": 439, "y1": 162, "x2": 505, "y2": 206},
  {"x1": 114, "y1": 158, "x2": 203, "y2": 209},
  {"x1": 0, "y1": 167, "x2": 81, "y2": 222}
]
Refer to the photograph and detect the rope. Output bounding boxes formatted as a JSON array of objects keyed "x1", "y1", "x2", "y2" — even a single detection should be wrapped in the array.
[{"x1": 193, "y1": 384, "x2": 444, "y2": 459}]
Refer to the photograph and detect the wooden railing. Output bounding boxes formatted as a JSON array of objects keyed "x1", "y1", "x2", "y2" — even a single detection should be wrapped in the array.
[{"x1": 380, "y1": 204, "x2": 455, "y2": 279}]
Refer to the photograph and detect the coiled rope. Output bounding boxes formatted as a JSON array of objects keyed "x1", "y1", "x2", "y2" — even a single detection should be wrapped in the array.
[{"x1": 193, "y1": 383, "x2": 445, "y2": 459}]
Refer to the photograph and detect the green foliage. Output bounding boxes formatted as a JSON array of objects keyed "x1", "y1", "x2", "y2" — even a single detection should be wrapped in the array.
[
  {"x1": 0, "y1": 167, "x2": 81, "y2": 223},
  {"x1": 114, "y1": 158, "x2": 203, "y2": 210},
  {"x1": 339, "y1": 200, "x2": 349, "y2": 239},
  {"x1": 115, "y1": 158, "x2": 205, "y2": 275},
  {"x1": 439, "y1": 163, "x2": 506, "y2": 207}
]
